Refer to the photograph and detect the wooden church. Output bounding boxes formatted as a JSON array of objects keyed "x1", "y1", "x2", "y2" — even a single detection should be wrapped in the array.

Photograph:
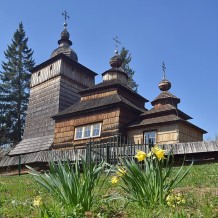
[{"x1": 0, "y1": 17, "x2": 207, "y2": 171}]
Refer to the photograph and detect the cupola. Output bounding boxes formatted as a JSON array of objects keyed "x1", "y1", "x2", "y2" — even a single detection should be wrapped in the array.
[
  {"x1": 102, "y1": 50, "x2": 128, "y2": 85},
  {"x1": 51, "y1": 15, "x2": 78, "y2": 61},
  {"x1": 151, "y1": 63, "x2": 180, "y2": 108}
]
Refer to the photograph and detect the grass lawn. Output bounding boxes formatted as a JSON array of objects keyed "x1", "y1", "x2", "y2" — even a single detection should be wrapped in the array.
[{"x1": 0, "y1": 163, "x2": 217, "y2": 218}]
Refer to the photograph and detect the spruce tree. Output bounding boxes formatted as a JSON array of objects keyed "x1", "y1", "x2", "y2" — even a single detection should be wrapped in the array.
[
  {"x1": 120, "y1": 47, "x2": 138, "y2": 92},
  {"x1": 0, "y1": 22, "x2": 35, "y2": 145}
]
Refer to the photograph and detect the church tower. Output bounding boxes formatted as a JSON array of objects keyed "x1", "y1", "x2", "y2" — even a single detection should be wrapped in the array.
[{"x1": 9, "y1": 13, "x2": 97, "y2": 155}]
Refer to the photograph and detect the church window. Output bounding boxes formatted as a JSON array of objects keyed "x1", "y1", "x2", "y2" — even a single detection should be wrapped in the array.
[
  {"x1": 38, "y1": 71, "x2": 41, "y2": 76},
  {"x1": 84, "y1": 125, "x2": 91, "y2": 138},
  {"x1": 92, "y1": 123, "x2": 101, "y2": 137},
  {"x1": 50, "y1": 65, "x2": 53, "y2": 71},
  {"x1": 75, "y1": 127, "x2": 83, "y2": 139},
  {"x1": 74, "y1": 123, "x2": 102, "y2": 140},
  {"x1": 144, "y1": 131, "x2": 156, "y2": 145}
]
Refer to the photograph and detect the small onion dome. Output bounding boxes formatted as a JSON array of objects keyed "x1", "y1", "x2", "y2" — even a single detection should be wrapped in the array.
[
  {"x1": 109, "y1": 54, "x2": 122, "y2": 68},
  {"x1": 51, "y1": 22, "x2": 78, "y2": 61},
  {"x1": 158, "y1": 79, "x2": 171, "y2": 91},
  {"x1": 58, "y1": 23, "x2": 72, "y2": 46},
  {"x1": 61, "y1": 23, "x2": 70, "y2": 39},
  {"x1": 102, "y1": 51, "x2": 128, "y2": 85}
]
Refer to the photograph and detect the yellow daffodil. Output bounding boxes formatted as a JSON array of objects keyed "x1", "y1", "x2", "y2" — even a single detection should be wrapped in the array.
[
  {"x1": 135, "y1": 150, "x2": 147, "y2": 161},
  {"x1": 111, "y1": 176, "x2": 119, "y2": 184},
  {"x1": 116, "y1": 167, "x2": 126, "y2": 177},
  {"x1": 152, "y1": 145, "x2": 166, "y2": 161},
  {"x1": 151, "y1": 145, "x2": 159, "y2": 153},
  {"x1": 166, "y1": 192, "x2": 185, "y2": 207},
  {"x1": 154, "y1": 149, "x2": 166, "y2": 160},
  {"x1": 33, "y1": 196, "x2": 42, "y2": 207}
]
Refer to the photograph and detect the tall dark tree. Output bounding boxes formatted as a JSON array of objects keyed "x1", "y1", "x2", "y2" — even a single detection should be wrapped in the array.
[
  {"x1": 119, "y1": 47, "x2": 138, "y2": 92},
  {"x1": 0, "y1": 22, "x2": 35, "y2": 145}
]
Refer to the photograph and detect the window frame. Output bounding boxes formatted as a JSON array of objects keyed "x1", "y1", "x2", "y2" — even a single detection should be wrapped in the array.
[
  {"x1": 75, "y1": 126, "x2": 83, "y2": 140},
  {"x1": 143, "y1": 131, "x2": 157, "y2": 145},
  {"x1": 74, "y1": 123, "x2": 102, "y2": 140}
]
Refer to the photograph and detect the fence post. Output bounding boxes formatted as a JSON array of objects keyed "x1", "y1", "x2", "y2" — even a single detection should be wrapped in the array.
[
  {"x1": 86, "y1": 140, "x2": 91, "y2": 166},
  {"x1": 149, "y1": 139, "x2": 154, "y2": 151},
  {"x1": 106, "y1": 142, "x2": 110, "y2": 164},
  {"x1": 18, "y1": 155, "x2": 21, "y2": 176}
]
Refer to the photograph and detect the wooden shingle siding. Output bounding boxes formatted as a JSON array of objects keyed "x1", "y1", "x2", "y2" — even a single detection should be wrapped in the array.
[
  {"x1": 11, "y1": 55, "x2": 97, "y2": 156},
  {"x1": 53, "y1": 108, "x2": 121, "y2": 147},
  {"x1": 24, "y1": 76, "x2": 61, "y2": 139},
  {"x1": 119, "y1": 107, "x2": 141, "y2": 130}
]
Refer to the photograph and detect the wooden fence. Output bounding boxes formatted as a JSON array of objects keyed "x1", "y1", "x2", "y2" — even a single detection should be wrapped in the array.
[
  {"x1": 0, "y1": 138, "x2": 218, "y2": 175},
  {"x1": 85, "y1": 137, "x2": 218, "y2": 165}
]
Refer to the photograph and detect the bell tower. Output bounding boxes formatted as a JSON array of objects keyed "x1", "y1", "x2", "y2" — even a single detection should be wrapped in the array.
[{"x1": 9, "y1": 13, "x2": 97, "y2": 156}]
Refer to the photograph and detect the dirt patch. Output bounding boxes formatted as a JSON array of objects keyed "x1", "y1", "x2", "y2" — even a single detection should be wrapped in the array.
[{"x1": 175, "y1": 187, "x2": 218, "y2": 196}]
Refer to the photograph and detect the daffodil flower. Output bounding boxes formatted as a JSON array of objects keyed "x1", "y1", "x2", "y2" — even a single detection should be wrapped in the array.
[
  {"x1": 33, "y1": 196, "x2": 42, "y2": 207},
  {"x1": 152, "y1": 145, "x2": 166, "y2": 161},
  {"x1": 135, "y1": 150, "x2": 147, "y2": 161},
  {"x1": 116, "y1": 166, "x2": 126, "y2": 177},
  {"x1": 111, "y1": 176, "x2": 119, "y2": 184}
]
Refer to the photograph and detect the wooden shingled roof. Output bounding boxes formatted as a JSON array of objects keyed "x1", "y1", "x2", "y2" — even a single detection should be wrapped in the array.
[
  {"x1": 0, "y1": 149, "x2": 86, "y2": 167},
  {"x1": 53, "y1": 94, "x2": 146, "y2": 119},
  {"x1": 151, "y1": 91, "x2": 180, "y2": 106},
  {"x1": 8, "y1": 135, "x2": 54, "y2": 156},
  {"x1": 79, "y1": 80, "x2": 149, "y2": 103},
  {"x1": 140, "y1": 104, "x2": 192, "y2": 120},
  {"x1": 127, "y1": 105, "x2": 207, "y2": 133}
]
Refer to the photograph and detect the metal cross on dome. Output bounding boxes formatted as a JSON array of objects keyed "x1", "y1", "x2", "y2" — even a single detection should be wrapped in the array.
[
  {"x1": 162, "y1": 62, "x2": 166, "y2": 80},
  {"x1": 112, "y1": 35, "x2": 121, "y2": 54},
  {"x1": 62, "y1": 10, "x2": 70, "y2": 23}
]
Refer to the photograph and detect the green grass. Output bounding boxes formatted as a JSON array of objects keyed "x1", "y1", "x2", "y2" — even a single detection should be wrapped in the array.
[{"x1": 0, "y1": 163, "x2": 218, "y2": 218}]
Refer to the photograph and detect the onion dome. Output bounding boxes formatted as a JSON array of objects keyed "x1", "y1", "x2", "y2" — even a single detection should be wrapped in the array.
[
  {"x1": 158, "y1": 79, "x2": 171, "y2": 91},
  {"x1": 109, "y1": 50, "x2": 122, "y2": 68},
  {"x1": 59, "y1": 23, "x2": 71, "y2": 42},
  {"x1": 102, "y1": 50, "x2": 128, "y2": 85},
  {"x1": 152, "y1": 63, "x2": 180, "y2": 108},
  {"x1": 51, "y1": 22, "x2": 78, "y2": 61}
]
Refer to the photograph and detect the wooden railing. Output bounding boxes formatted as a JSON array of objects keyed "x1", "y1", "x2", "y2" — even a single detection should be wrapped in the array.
[{"x1": 0, "y1": 138, "x2": 218, "y2": 169}]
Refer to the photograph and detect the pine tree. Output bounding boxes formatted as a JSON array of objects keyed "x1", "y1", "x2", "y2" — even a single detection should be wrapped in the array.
[
  {"x1": 0, "y1": 22, "x2": 35, "y2": 145},
  {"x1": 119, "y1": 47, "x2": 138, "y2": 92}
]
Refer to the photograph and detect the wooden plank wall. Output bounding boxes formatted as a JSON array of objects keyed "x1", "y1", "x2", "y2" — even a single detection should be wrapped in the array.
[
  {"x1": 60, "y1": 61, "x2": 95, "y2": 88},
  {"x1": 31, "y1": 60, "x2": 61, "y2": 88},
  {"x1": 127, "y1": 124, "x2": 180, "y2": 145},
  {"x1": 53, "y1": 108, "x2": 121, "y2": 148},
  {"x1": 178, "y1": 123, "x2": 203, "y2": 142}
]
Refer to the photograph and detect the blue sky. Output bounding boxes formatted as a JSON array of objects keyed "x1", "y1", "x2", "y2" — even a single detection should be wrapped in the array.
[{"x1": 0, "y1": 0, "x2": 218, "y2": 140}]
